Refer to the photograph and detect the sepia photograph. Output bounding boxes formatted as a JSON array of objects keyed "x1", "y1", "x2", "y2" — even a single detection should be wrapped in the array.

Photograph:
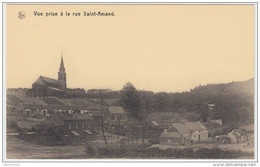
[{"x1": 2, "y1": 2, "x2": 257, "y2": 162}]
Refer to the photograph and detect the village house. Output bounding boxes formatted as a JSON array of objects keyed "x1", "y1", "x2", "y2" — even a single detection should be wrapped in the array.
[
  {"x1": 160, "y1": 121, "x2": 208, "y2": 146},
  {"x1": 104, "y1": 106, "x2": 125, "y2": 121},
  {"x1": 17, "y1": 103, "x2": 49, "y2": 116},
  {"x1": 47, "y1": 112, "x2": 98, "y2": 136},
  {"x1": 228, "y1": 129, "x2": 248, "y2": 143}
]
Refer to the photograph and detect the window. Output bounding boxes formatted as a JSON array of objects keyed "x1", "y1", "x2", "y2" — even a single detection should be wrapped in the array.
[
  {"x1": 76, "y1": 123, "x2": 78, "y2": 129},
  {"x1": 68, "y1": 123, "x2": 71, "y2": 130},
  {"x1": 168, "y1": 140, "x2": 171, "y2": 143}
]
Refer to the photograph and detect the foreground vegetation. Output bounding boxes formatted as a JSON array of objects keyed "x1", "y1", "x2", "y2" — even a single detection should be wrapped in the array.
[{"x1": 85, "y1": 145, "x2": 254, "y2": 159}]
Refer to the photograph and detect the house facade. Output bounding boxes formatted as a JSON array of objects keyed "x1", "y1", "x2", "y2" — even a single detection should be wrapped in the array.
[
  {"x1": 228, "y1": 129, "x2": 248, "y2": 143},
  {"x1": 160, "y1": 121, "x2": 208, "y2": 146},
  {"x1": 62, "y1": 113, "x2": 98, "y2": 132}
]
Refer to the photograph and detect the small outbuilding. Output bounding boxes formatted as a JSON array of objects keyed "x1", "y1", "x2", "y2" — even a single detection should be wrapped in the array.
[
  {"x1": 228, "y1": 129, "x2": 248, "y2": 143},
  {"x1": 104, "y1": 106, "x2": 125, "y2": 121}
]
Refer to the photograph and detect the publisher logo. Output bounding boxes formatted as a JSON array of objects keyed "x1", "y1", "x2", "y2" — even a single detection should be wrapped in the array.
[{"x1": 18, "y1": 11, "x2": 26, "y2": 19}]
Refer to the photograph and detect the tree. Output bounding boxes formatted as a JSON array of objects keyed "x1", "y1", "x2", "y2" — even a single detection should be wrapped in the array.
[
  {"x1": 120, "y1": 82, "x2": 148, "y2": 144},
  {"x1": 120, "y1": 82, "x2": 143, "y2": 121},
  {"x1": 184, "y1": 112, "x2": 202, "y2": 122}
]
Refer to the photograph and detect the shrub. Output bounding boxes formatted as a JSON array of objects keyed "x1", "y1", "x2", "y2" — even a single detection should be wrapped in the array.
[
  {"x1": 9, "y1": 121, "x2": 23, "y2": 132},
  {"x1": 148, "y1": 137, "x2": 160, "y2": 144},
  {"x1": 85, "y1": 145, "x2": 95, "y2": 156},
  {"x1": 90, "y1": 145, "x2": 253, "y2": 159},
  {"x1": 194, "y1": 147, "x2": 237, "y2": 159}
]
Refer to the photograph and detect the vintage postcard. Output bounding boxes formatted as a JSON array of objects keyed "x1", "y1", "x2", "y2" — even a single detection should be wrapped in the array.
[{"x1": 2, "y1": 2, "x2": 257, "y2": 163}]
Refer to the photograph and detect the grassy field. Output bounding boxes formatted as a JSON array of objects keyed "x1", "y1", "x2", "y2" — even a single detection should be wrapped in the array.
[{"x1": 7, "y1": 135, "x2": 87, "y2": 159}]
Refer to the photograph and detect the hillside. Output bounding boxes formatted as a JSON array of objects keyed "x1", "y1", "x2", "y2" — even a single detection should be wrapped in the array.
[
  {"x1": 190, "y1": 78, "x2": 254, "y2": 95},
  {"x1": 141, "y1": 78, "x2": 254, "y2": 128}
]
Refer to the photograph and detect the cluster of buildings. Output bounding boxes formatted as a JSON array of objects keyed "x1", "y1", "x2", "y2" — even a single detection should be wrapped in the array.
[
  {"x1": 7, "y1": 56, "x2": 254, "y2": 146},
  {"x1": 7, "y1": 92, "x2": 126, "y2": 136},
  {"x1": 157, "y1": 104, "x2": 253, "y2": 146},
  {"x1": 159, "y1": 120, "x2": 253, "y2": 146}
]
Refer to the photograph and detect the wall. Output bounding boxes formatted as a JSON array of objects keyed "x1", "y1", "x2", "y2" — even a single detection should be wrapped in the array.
[{"x1": 159, "y1": 137, "x2": 181, "y2": 146}]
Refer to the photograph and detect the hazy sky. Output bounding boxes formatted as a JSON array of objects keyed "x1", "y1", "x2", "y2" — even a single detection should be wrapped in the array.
[{"x1": 6, "y1": 4, "x2": 255, "y2": 92}]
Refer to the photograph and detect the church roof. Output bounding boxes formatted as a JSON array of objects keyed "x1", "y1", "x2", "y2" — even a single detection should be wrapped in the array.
[
  {"x1": 47, "y1": 86, "x2": 63, "y2": 91},
  {"x1": 41, "y1": 76, "x2": 60, "y2": 85},
  {"x1": 34, "y1": 76, "x2": 60, "y2": 86}
]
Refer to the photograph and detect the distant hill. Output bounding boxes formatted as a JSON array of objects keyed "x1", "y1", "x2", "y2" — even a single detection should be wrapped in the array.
[
  {"x1": 190, "y1": 78, "x2": 254, "y2": 95},
  {"x1": 139, "y1": 78, "x2": 255, "y2": 128}
]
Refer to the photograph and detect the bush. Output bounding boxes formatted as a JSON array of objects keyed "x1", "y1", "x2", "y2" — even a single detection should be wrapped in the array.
[
  {"x1": 85, "y1": 145, "x2": 95, "y2": 156},
  {"x1": 148, "y1": 137, "x2": 160, "y2": 144},
  {"x1": 9, "y1": 121, "x2": 23, "y2": 132},
  {"x1": 194, "y1": 147, "x2": 237, "y2": 159},
  {"x1": 90, "y1": 146, "x2": 253, "y2": 159}
]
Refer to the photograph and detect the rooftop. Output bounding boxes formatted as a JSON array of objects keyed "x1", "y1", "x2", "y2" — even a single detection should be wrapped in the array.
[
  {"x1": 167, "y1": 121, "x2": 207, "y2": 134},
  {"x1": 107, "y1": 106, "x2": 124, "y2": 114}
]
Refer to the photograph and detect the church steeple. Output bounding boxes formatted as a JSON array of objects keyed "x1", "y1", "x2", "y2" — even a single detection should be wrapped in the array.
[
  {"x1": 59, "y1": 56, "x2": 65, "y2": 71},
  {"x1": 58, "y1": 54, "x2": 67, "y2": 90}
]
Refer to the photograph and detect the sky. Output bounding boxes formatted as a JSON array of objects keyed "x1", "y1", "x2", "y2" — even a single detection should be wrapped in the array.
[{"x1": 6, "y1": 4, "x2": 255, "y2": 93}]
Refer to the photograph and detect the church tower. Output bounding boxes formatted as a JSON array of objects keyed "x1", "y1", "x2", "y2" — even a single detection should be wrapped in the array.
[{"x1": 58, "y1": 56, "x2": 67, "y2": 90}]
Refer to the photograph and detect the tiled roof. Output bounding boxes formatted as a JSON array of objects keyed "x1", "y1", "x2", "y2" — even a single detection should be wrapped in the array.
[
  {"x1": 21, "y1": 103, "x2": 45, "y2": 109},
  {"x1": 167, "y1": 121, "x2": 207, "y2": 134},
  {"x1": 41, "y1": 98, "x2": 64, "y2": 105},
  {"x1": 19, "y1": 97, "x2": 47, "y2": 106},
  {"x1": 40, "y1": 76, "x2": 60, "y2": 85},
  {"x1": 170, "y1": 123, "x2": 190, "y2": 133},
  {"x1": 167, "y1": 125, "x2": 180, "y2": 132},
  {"x1": 59, "y1": 98, "x2": 103, "y2": 110},
  {"x1": 229, "y1": 129, "x2": 247, "y2": 138},
  {"x1": 47, "y1": 113, "x2": 94, "y2": 126},
  {"x1": 34, "y1": 77, "x2": 45, "y2": 85},
  {"x1": 185, "y1": 121, "x2": 207, "y2": 131},
  {"x1": 107, "y1": 106, "x2": 124, "y2": 114},
  {"x1": 7, "y1": 94, "x2": 24, "y2": 105},
  {"x1": 47, "y1": 86, "x2": 63, "y2": 91}
]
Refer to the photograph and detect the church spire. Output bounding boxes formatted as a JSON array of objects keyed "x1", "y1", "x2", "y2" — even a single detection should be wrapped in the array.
[
  {"x1": 59, "y1": 54, "x2": 65, "y2": 71},
  {"x1": 58, "y1": 52, "x2": 66, "y2": 89}
]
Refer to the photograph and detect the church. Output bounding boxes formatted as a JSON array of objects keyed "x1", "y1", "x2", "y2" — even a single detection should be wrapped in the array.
[{"x1": 29, "y1": 57, "x2": 67, "y2": 97}]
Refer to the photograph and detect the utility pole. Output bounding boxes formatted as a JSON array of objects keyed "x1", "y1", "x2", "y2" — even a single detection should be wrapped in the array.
[{"x1": 100, "y1": 90, "x2": 107, "y2": 145}]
